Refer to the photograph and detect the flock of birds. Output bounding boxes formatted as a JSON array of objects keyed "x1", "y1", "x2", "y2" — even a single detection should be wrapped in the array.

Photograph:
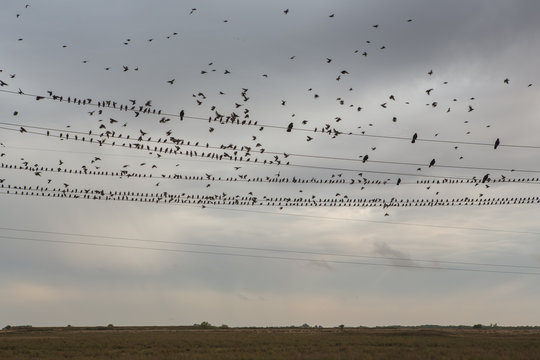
[{"x1": 1, "y1": 3, "x2": 539, "y2": 216}]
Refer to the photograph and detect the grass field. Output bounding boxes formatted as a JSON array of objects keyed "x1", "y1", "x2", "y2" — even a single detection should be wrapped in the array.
[{"x1": 1, "y1": 326, "x2": 540, "y2": 359}]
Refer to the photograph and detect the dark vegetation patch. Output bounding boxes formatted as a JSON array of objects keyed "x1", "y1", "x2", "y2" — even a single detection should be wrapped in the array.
[{"x1": 1, "y1": 327, "x2": 540, "y2": 359}]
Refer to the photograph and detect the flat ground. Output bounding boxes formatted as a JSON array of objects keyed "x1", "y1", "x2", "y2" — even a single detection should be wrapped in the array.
[{"x1": 1, "y1": 326, "x2": 540, "y2": 359}]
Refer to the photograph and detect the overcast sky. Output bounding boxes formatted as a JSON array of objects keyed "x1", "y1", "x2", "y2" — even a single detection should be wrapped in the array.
[{"x1": 1, "y1": 0, "x2": 540, "y2": 328}]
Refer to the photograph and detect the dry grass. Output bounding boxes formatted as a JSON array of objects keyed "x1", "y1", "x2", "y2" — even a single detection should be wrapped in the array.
[{"x1": 1, "y1": 326, "x2": 540, "y2": 359}]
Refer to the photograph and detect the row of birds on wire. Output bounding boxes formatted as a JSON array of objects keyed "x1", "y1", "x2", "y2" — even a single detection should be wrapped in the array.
[
  {"x1": 2, "y1": 183, "x2": 539, "y2": 209},
  {"x1": 2, "y1": 161, "x2": 539, "y2": 186},
  {"x1": 2, "y1": 86, "x2": 505, "y2": 144},
  {"x1": 0, "y1": 87, "x2": 518, "y2": 165}
]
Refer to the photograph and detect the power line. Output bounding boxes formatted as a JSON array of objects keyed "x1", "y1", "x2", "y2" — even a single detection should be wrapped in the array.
[
  {"x1": 0, "y1": 234, "x2": 538, "y2": 275},
  {"x1": 1, "y1": 226, "x2": 538, "y2": 270},
  {"x1": 201, "y1": 205, "x2": 540, "y2": 235}
]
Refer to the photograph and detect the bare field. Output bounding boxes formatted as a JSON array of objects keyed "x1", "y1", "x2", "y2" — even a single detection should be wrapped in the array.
[{"x1": 1, "y1": 327, "x2": 540, "y2": 359}]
